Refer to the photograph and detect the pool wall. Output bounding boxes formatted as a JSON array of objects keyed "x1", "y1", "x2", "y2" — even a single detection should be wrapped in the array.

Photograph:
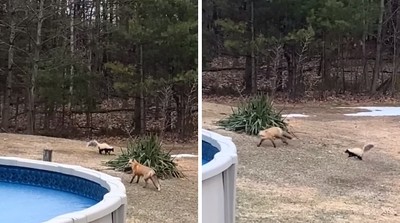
[
  {"x1": 0, "y1": 157, "x2": 127, "y2": 223},
  {"x1": 202, "y1": 129, "x2": 238, "y2": 223}
]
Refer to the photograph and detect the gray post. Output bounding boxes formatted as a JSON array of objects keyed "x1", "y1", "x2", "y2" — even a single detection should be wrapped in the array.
[{"x1": 43, "y1": 149, "x2": 53, "y2": 162}]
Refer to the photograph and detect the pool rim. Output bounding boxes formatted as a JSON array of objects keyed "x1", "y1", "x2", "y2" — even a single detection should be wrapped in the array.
[
  {"x1": 0, "y1": 156, "x2": 127, "y2": 223},
  {"x1": 202, "y1": 129, "x2": 238, "y2": 180}
]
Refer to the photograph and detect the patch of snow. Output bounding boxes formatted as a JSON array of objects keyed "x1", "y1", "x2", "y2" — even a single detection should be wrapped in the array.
[
  {"x1": 337, "y1": 106, "x2": 357, "y2": 109},
  {"x1": 344, "y1": 106, "x2": 400, "y2": 117},
  {"x1": 171, "y1": 154, "x2": 198, "y2": 158},
  {"x1": 282, "y1": 114, "x2": 309, "y2": 118}
]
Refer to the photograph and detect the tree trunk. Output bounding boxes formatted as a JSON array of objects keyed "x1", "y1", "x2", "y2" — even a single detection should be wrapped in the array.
[
  {"x1": 27, "y1": 0, "x2": 45, "y2": 134},
  {"x1": 14, "y1": 97, "x2": 20, "y2": 129},
  {"x1": 86, "y1": 7, "x2": 93, "y2": 137},
  {"x1": 270, "y1": 45, "x2": 282, "y2": 98},
  {"x1": 362, "y1": 0, "x2": 368, "y2": 90},
  {"x1": 139, "y1": 44, "x2": 146, "y2": 134},
  {"x1": 134, "y1": 96, "x2": 141, "y2": 134},
  {"x1": 392, "y1": 27, "x2": 397, "y2": 96},
  {"x1": 341, "y1": 42, "x2": 346, "y2": 93},
  {"x1": 173, "y1": 93, "x2": 184, "y2": 138},
  {"x1": 159, "y1": 86, "x2": 172, "y2": 139},
  {"x1": 243, "y1": 0, "x2": 256, "y2": 94},
  {"x1": 109, "y1": 0, "x2": 114, "y2": 24},
  {"x1": 391, "y1": 1, "x2": 400, "y2": 96},
  {"x1": 2, "y1": 0, "x2": 16, "y2": 130},
  {"x1": 321, "y1": 39, "x2": 332, "y2": 92},
  {"x1": 371, "y1": 0, "x2": 384, "y2": 94},
  {"x1": 284, "y1": 48, "x2": 296, "y2": 100},
  {"x1": 250, "y1": 0, "x2": 256, "y2": 95},
  {"x1": 86, "y1": 111, "x2": 92, "y2": 136},
  {"x1": 44, "y1": 105, "x2": 51, "y2": 132},
  {"x1": 244, "y1": 56, "x2": 252, "y2": 93},
  {"x1": 68, "y1": 0, "x2": 75, "y2": 111},
  {"x1": 95, "y1": 0, "x2": 102, "y2": 74},
  {"x1": 133, "y1": 44, "x2": 146, "y2": 135}
]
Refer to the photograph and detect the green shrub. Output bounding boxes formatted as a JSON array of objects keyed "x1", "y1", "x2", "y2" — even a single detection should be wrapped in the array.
[
  {"x1": 106, "y1": 134, "x2": 184, "y2": 179},
  {"x1": 217, "y1": 94, "x2": 288, "y2": 135}
]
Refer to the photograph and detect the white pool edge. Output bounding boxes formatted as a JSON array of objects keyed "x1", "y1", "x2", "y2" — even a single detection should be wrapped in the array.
[
  {"x1": 202, "y1": 129, "x2": 238, "y2": 223},
  {"x1": 202, "y1": 129, "x2": 238, "y2": 180},
  {"x1": 0, "y1": 157, "x2": 127, "y2": 223}
]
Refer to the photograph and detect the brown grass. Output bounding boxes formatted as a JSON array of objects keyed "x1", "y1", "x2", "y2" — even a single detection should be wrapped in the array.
[{"x1": 203, "y1": 100, "x2": 400, "y2": 223}]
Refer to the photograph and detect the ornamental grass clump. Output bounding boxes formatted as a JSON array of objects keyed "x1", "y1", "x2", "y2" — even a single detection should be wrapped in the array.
[
  {"x1": 218, "y1": 94, "x2": 288, "y2": 135},
  {"x1": 106, "y1": 134, "x2": 184, "y2": 178}
]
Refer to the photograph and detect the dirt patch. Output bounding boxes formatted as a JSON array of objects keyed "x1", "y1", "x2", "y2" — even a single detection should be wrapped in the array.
[
  {"x1": 203, "y1": 101, "x2": 400, "y2": 222},
  {"x1": 0, "y1": 134, "x2": 198, "y2": 223}
]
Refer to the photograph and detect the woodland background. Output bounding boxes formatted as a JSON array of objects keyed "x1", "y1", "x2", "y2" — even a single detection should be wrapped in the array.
[
  {"x1": 0, "y1": 0, "x2": 198, "y2": 142},
  {"x1": 203, "y1": 0, "x2": 400, "y2": 101}
]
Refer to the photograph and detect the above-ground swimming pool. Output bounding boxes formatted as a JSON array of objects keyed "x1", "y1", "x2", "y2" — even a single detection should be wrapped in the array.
[
  {"x1": 0, "y1": 157, "x2": 127, "y2": 223},
  {"x1": 202, "y1": 129, "x2": 238, "y2": 223}
]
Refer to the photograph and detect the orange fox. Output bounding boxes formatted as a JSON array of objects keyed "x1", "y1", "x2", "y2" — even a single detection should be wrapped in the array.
[
  {"x1": 257, "y1": 126, "x2": 293, "y2": 148},
  {"x1": 128, "y1": 159, "x2": 161, "y2": 191}
]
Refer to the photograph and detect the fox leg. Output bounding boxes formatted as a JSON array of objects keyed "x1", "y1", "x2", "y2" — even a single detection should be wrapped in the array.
[
  {"x1": 143, "y1": 176, "x2": 150, "y2": 188},
  {"x1": 282, "y1": 133, "x2": 293, "y2": 139},
  {"x1": 136, "y1": 175, "x2": 141, "y2": 184},
  {"x1": 269, "y1": 139, "x2": 276, "y2": 148},
  {"x1": 280, "y1": 137, "x2": 289, "y2": 145},
  {"x1": 129, "y1": 174, "x2": 136, "y2": 184},
  {"x1": 257, "y1": 139, "x2": 265, "y2": 147},
  {"x1": 150, "y1": 177, "x2": 160, "y2": 191}
]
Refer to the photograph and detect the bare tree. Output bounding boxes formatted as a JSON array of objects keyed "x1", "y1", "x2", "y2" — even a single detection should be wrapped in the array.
[
  {"x1": 250, "y1": 0, "x2": 256, "y2": 95},
  {"x1": 391, "y1": 0, "x2": 400, "y2": 96},
  {"x1": 139, "y1": 44, "x2": 145, "y2": 135},
  {"x1": 361, "y1": 0, "x2": 368, "y2": 90},
  {"x1": 27, "y1": 0, "x2": 45, "y2": 134},
  {"x1": 269, "y1": 44, "x2": 283, "y2": 98},
  {"x1": 68, "y1": 0, "x2": 75, "y2": 111},
  {"x1": 183, "y1": 83, "x2": 197, "y2": 137},
  {"x1": 158, "y1": 85, "x2": 173, "y2": 139},
  {"x1": 2, "y1": 0, "x2": 16, "y2": 130},
  {"x1": 371, "y1": 0, "x2": 385, "y2": 94}
]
